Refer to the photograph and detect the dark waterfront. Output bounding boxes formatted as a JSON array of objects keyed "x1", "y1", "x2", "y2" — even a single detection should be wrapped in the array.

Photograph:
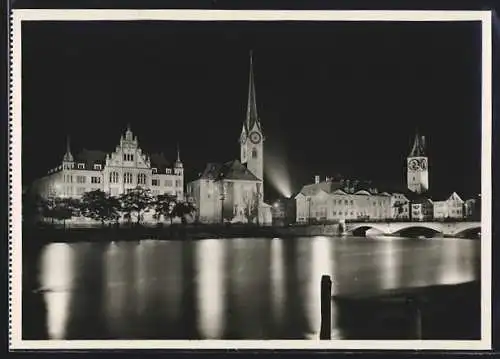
[{"x1": 22, "y1": 235, "x2": 480, "y2": 340}]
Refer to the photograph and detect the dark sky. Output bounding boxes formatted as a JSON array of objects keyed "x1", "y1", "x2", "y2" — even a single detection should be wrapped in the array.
[{"x1": 22, "y1": 20, "x2": 482, "y2": 200}]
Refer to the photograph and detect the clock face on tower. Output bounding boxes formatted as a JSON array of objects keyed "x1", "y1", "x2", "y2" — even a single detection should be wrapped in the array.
[
  {"x1": 409, "y1": 159, "x2": 420, "y2": 171},
  {"x1": 249, "y1": 131, "x2": 262, "y2": 144}
]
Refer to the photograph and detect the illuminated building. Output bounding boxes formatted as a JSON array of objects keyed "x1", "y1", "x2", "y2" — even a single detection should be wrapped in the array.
[
  {"x1": 295, "y1": 177, "x2": 393, "y2": 223},
  {"x1": 31, "y1": 125, "x2": 184, "y2": 200},
  {"x1": 432, "y1": 191, "x2": 464, "y2": 220},
  {"x1": 186, "y1": 53, "x2": 272, "y2": 225}
]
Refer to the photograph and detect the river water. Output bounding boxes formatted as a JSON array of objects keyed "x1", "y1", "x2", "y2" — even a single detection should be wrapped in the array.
[{"x1": 23, "y1": 235, "x2": 480, "y2": 340}]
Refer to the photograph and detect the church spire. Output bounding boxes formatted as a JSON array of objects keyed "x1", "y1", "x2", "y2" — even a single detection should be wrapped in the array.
[
  {"x1": 63, "y1": 135, "x2": 74, "y2": 162},
  {"x1": 176, "y1": 143, "x2": 181, "y2": 162},
  {"x1": 409, "y1": 131, "x2": 426, "y2": 157},
  {"x1": 244, "y1": 50, "x2": 262, "y2": 135}
]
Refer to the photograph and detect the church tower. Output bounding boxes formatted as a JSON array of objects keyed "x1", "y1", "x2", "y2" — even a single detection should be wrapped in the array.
[
  {"x1": 240, "y1": 51, "x2": 264, "y2": 184},
  {"x1": 407, "y1": 131, "x2": 429, "y2": 194}
]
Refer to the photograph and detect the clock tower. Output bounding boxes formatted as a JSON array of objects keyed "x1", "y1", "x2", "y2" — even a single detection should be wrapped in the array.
[
  {"x1": 407, "y1": 132, "x2": 429, "y2": 194},
  {"x1": 240, "y1": 51, "x2": 264, "y2": 185}
]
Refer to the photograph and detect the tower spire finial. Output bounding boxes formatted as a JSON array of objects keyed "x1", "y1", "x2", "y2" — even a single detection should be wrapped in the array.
[
  {"x1": 245, "y1": 49, "x2": 261, "y2": 134},
  {"x1": 63, "y1": 134, "x2": 74, "y2": 162},
  {"x1": 176, "y1": 142, "x2": 181, "y2": 162}
]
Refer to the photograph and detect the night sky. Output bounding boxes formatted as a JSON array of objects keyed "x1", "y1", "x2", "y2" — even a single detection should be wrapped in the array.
[{"x1": 22, "y1": 20, "x2": 482, "y2": 200}]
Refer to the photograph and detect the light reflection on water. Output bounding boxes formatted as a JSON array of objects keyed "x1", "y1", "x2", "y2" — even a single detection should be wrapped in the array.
[{"x1": 31, "y1": 236, "x2": 480, "y2": 340}]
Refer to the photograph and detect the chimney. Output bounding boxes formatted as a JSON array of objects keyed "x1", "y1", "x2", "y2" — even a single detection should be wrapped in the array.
[
  {"x1": 325, "y1": 176, "x2": 331, "y2": 182},
  {"x1": 314, "y1": 175, "x2": 320, "y2": 184}
]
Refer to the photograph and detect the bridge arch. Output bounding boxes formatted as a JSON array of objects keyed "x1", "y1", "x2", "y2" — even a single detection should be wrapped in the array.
[
  {"x1": 392, "y1": 225, "x2": 442, "y2": 238},
  {"x1": 452, "y1": 224, "x2": 481, "y2": 238}
]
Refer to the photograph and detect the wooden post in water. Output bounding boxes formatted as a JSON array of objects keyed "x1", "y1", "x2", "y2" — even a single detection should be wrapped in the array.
[{"x1": 320, "y1": 275, "x2": 332, "y2": 340}]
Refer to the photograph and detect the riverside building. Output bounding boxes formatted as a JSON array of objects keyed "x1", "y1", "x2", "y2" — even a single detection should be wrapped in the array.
[{"x1": 31, "y1": 125, "x2": 184, "y2": 200}]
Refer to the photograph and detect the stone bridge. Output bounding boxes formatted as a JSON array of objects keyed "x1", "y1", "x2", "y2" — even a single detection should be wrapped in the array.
[{"x1": 345, "y1": 221, "x2": 481, "y2": 237}]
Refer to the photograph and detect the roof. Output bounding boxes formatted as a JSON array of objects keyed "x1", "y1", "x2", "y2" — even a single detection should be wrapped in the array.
[
  {"x1": 409, "y1": 132, "x2": 426, "y2": 157},
  {"x1": 199, "y1": 160, "x2": 261, "y2": 181},
  {"x1": 243, "y1": 52, "x2": 263, "y2": 135},
  {"x1": 427, "y1": 189, "x2": 463, "y2": 202},
  {"x1": 74, "y1": 149, "x2": 107, "y2": 170},
  {"x1": 298, "y1": 179, "x2": 385, "y2": 197},
  {"x1": 150, "y1": 152, "x2": 172, "y2": 172}
]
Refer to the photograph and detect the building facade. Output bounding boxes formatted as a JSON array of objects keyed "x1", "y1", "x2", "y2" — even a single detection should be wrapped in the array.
[
  {"x1": 295, "y1": 177, "x2": 393, "y2": 224},
  {"x1": 432, "y1": 192, "x2": 464, "y2": 220},
  {"x1": 390, "y1": 192, "x2": 410, "y2": 220},
  {"x1": 31, "y1": 126, "x2": 184, "y2": 200},
  {"x1": 186, "y1": 53, "x2": 272, "y2": 225}
]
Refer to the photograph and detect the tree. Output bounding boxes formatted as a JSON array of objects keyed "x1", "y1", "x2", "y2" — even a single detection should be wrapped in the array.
[
  {"x1": 153, "y1": 194, "x2": 177, "y2": 225},
  {"x1": 172, "y1": 200, "x2": 196, "y2": 225},
  {"x1": 119, "y1": 186, "x2": 154, "y2": 225},
  {"x1": 80, "y1": 190, "x2": 121, "y2": 226},
  {"x1": 41, "y1": 196, "x2": 79, "y2": 228},
  {"x1": 243, "y1": 192, "x2": 259, "y2": 224}
]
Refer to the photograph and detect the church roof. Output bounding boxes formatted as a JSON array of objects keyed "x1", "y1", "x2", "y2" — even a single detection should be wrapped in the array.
[
  {"x1": 199, "y1": 160, "x2": 261, "y2": 181},
  {"x1": 299, "y1": 179, "x2": 383, "y2": 197},
  {"x1": 74, "y1": 149, "x2": 107, "y2": 170}
]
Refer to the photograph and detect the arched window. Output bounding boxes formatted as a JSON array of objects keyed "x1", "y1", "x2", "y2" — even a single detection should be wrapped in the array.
[
  {"x1": 252, "y1": 148, "x2": 258, "y2": 159},
  {"x1": 137, "y1": 173, "x2": 147, "y2": 185},
  {"x1": 109, "y1": 171, "x2": 119, "y2": 183},
  {"x1": 124, "y1": 172, "x2": 133, "y2": 184}
]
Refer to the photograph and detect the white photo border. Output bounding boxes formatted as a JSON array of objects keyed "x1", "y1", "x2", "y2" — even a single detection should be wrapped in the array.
[{"x1": 9, "y1": 9, "x2": 492, "y2": 351}]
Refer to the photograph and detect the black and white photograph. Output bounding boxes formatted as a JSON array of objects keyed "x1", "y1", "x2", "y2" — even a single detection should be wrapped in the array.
[{"x1": 9, "y1": 9, "x2": 492, "y2": 350}]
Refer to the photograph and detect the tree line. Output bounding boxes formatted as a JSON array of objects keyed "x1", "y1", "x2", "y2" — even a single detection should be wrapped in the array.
[{"x1": 23, "y1": 187, "x2": 196, "y2": 228}]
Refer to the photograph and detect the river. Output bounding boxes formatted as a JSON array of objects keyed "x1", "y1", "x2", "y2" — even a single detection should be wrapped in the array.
[{"x1": 22, "y1": 235, "x2": 480, "y2": 340}]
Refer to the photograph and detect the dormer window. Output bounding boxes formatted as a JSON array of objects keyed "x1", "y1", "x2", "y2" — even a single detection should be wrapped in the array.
[
  {"x1": 77, "y1": 163, "x2": 85, "y2": 169},
  {"x1": 94, "y1": 164, "x2": 102, "y2": 170},
  {"x1": 166, "y1": 168, "x2": 172, "y2": 175},
  {"x1": 152, "y1": 168, "x2": 158, "y2": 174},
  {"x1": 123, "y1": 154, "x2": 134, "y2": 162}
]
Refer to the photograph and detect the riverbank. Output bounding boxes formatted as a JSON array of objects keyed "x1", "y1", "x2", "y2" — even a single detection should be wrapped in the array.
[
  {"x1": 23, "y1": 222, "x2": 479, "y2": 243},
  {"x1": 333, "y1": 280, "x2": 481, "y2": 339}
]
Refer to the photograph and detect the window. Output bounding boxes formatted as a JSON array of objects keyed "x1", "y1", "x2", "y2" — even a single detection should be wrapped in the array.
[
  {"x1": 137, "y1": 173, "x2": 147, "y2": 185},
  {"x1": 165, "y1": 180, "x2": 173, "y2": 187},
  {"x1": 77, "y1": 163, "x2": 85, "y2": 169},
  {"x1": 124, "y1": 172, "x2": 133, "y2": 184},
  {"x1": 350, "y1": 200, "x2": 353, "y2": 205},
  {"x1": 76, "y1": 175, "x2": 86, "y2": 184},
  {"x1": 91, "y1": 176, "x2": 101, "y2": 184},
  {"x1": 344, "y1": 200, "x2": 348, "y2": 205},
  {"x1": 77, "y1": 187, "x2": 86, "y2": 195},
  {"x1": 152, "y1": 179, "x2": 159, "y2": 186},
  {"x1": 166, "y1": 168, "x2": 172, "y2": 174},
  {"x1": 109, "y1": 171, "x2": 119, "y2": 183},
  {"x1": 152, "y1": 168, "x2": 158, "y2": 174},
  {"x1": 252, "y1": 148, "x2": 258, "y2": 159},
  {"x1": 93, "y1": 164, "x2": 102, "y2": 170},
  {"x1": 123, "y1": 154, "x2": 135, "y2": 161},
  {"x1": 175, "y1": 180, "x2": 182, "y2": 187}
]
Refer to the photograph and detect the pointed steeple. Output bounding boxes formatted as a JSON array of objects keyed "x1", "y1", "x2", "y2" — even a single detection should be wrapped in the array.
[
  {"x1": 409, "y1": 131, "x2": 426, "y2": 157},
  {"x1": 244, "y1": 50, "x2": 262, "y2": 135},
  {"x1": 63, "y1": 135, "x2": 74, "y2": 162},
  {"x1": 175, "y1": 142, "x2": 183, "y2": 168}
]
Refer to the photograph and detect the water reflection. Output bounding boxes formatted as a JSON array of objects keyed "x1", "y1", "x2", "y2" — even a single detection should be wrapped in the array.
[
  {"x1": 195, "y1": 239, "x2": 226, "y2": 339},
  {"x1": 39, "y1": 243, "x2": 74, "y2": 339},
  {"x1": 32, "y1": 236, "x2": 480, "y2": 340}
]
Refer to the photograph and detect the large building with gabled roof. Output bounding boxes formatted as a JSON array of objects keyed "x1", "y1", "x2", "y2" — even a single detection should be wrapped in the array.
[
  {"x1": 31, "y1": 125, "x2": 184, "y2": 200},
  {"x1": 186, "y1": 52, "x2": 272, "y2": 225}
]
